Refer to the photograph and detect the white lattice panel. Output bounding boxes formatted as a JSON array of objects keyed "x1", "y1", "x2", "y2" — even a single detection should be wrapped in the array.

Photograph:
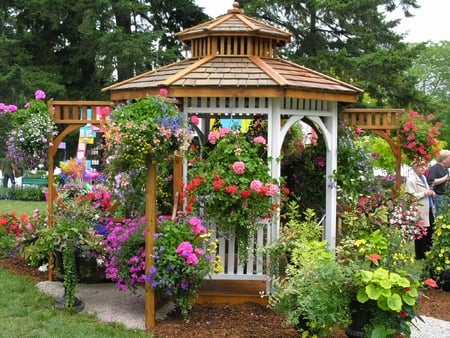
[{"x1": 206, "y1": 219, "x2": 271, "y2": 280}]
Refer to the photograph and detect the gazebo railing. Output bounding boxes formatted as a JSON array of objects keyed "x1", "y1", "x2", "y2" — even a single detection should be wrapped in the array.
[{"x1": 205, "y1": 219, "x2": 271, "y2": 281}]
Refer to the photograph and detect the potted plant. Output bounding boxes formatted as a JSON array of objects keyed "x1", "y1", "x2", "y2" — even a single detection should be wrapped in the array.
[
  {"x1": 186, "y1": 128, "x2": 286, "y2": 261},
  {"x1": 25, "y1": 185, "x2": 111, "y2": 310},
  {"x1": 400, "y1": 110, "x2": 441, "y2": 163},
  {"x1": 101, "y1": 93, "x2": 193, "y2": 213},
  {"x1": 263, "y1": 202, "x2": 350, "y2": 336}
]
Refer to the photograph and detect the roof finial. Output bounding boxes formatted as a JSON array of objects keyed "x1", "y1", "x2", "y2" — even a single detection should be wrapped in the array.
[{"x1": 228, "y1": 1, "x2": 244, "y2": 14}]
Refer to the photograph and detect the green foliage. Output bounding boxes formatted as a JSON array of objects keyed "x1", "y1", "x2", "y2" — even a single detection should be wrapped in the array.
[
  {"x1": 425, "y1": 211, "x2": 450, "y2": 286},
  {"x1": 334, "y1": 125, "x2": 376, "y2": 208},
  {"x1": 281, "y1": 135, "x2": 326, "y2": 216},
  {"x1": 266, "y1": 204, "x2": 350, "y2": 335},
  {"x1": 370, "y1": 137, "x2": 396, "y2": 173},
  {"x1": 0, "y1": 187, "x2": 46, "y2": 201}
]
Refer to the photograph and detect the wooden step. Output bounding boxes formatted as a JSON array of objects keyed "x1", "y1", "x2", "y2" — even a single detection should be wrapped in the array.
[{"x1": 197, "y1": 279, "x2": 268, "y2": 306}]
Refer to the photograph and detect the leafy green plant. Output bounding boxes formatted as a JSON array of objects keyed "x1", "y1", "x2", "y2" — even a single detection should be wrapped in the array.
[
  {"x1": 425, "y1": 211, "x2": 450, "y2": 289},
  {"x1": 264, "y1": 202, "x2": 350, "y2": 336}
]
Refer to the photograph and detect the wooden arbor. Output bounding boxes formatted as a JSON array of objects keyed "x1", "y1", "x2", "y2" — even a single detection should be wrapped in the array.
[
  {"x1": 45, "y1": 101, "x2": 113, "y2": 272},
  {"x1": 342, "y1": 108, "x2": 404, "y2": 191}
]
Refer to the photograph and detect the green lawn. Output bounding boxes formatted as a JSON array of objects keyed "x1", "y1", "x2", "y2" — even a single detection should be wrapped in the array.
[
  {"x1": 0, "y1": 200, "x2": 153, "y2": 336},
  {"x1": 0, "y1": 269, "x2": 151, "y2": 337},
  {"x1": 0, "y1": 200, "x2": 47, "y2": 215}
]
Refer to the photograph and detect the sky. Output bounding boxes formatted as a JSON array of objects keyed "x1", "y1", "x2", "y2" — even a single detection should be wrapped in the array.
[{"x1": 194, "y1": 0, "x2": 449, "y2": 43}]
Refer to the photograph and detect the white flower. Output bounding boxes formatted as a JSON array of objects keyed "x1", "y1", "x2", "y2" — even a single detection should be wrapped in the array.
[{"x1": 38, "y1": 264, "x2": 48, "y2": 272}]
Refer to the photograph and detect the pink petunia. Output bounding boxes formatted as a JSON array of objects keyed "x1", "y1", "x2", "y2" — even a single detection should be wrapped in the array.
[
  {"x1": 176, "y1": 241, "x2": 194, "y2": 258},
  {"x1": 186, "y1": 253, "x2": 199, "y2": 265}
]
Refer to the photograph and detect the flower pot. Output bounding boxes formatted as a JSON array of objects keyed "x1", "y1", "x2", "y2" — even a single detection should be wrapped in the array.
[
  {"x1": 345, "y1": 301, "x2": 372, "y2": 338},
  {"x1": 439, "y1": 270, "x2": 450, "y2": 292},
  {"x1": 295, "y1": 315, "x2": 309, "y2": 333},
  {"x1": 55, "y1": 250, "x2": 106, "y2": 283}
]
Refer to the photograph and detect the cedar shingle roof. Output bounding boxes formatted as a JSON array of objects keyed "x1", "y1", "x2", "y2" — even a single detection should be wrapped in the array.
[{"x1": 102, "y1": 56, "x2": 360, "y2": 95}]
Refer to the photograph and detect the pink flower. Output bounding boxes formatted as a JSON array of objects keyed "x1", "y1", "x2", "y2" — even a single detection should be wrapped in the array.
[
  {"x1": 232, "y1": 161, "x2": 246, "y2": 174},
  {"x1": 219, "y1": 128, "x2": 231, "y2": 137},
  {"x1": 253, "y1": 136, "x2": 266, "y2": 144},
  {"x1": 190, "y1": 115, "x2": 199, "y2": 126},
  {"x1": 101, "y1": 107, "x2": 111, "y2": 117},
  {"x1": 264, "y1": 183, "x2": 279, "y2": 196},
  {"x1": 250, "y1": 180, "x2": 263, "y2": 193},
  {"x1": 189, "y1": 216, "x2": 207, "y2": 235},
  {"x1": 159, "y1": 88, "x2": 169, "y2": 96},
  {"x1": 194, "y1": 248, "x2": 204, "y2": 255},
  {"x1": 34, "y1": 90, "x2": 46, "y2": 100},
  {"x1": 208, "y1": 131, "x2": 220, "y2": 145},
  {"x1": 186, "y1": 253, "x2": 199, "y2": 265},
  {"x1": 176, "y1": 241, "x2": 194, "y2": 258}
]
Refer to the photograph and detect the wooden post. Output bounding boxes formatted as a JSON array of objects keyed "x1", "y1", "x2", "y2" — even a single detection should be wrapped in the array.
[
  {"x1": 145, "y1": 161, "x2": 157, "y2": 329},
  {"x1": 173, "y1": 155, "x2": 183, "y2": 211}
]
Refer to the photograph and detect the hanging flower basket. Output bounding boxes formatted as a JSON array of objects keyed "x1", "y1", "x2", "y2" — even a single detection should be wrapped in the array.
[
  {"x1": 5, "y1": 90, "x2": 57, "y2": 170},
  {"x1": 186, "y1": 128, "x2": 286, "y2": 261},
  {"x1": 400, "y1": 110, "x2": 441, "y2": 163},
  {"x1": 102, "y1": 95, "x2": 193, "y2": 211}
]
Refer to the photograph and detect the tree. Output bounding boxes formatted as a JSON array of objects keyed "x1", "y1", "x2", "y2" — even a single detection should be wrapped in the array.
[
  {"x1": 407, "y1": 41, "x2": 450, "y2": 143},
  {"x1": 240, "y1": 0, "x2": 423, "y2": 107},
  {"x1": 0, "y1": 0, "x2": 209, "y2": 103}
]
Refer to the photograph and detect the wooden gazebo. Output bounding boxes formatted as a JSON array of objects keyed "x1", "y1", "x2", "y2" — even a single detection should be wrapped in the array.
[{"x1": 46, "y1": 1, "x2": 405, "y2": 330}]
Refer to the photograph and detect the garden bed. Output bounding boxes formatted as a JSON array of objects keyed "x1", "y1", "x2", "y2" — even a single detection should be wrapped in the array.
[{"x1": 0, "y1": 256, "x2": 449, "y2": 337}]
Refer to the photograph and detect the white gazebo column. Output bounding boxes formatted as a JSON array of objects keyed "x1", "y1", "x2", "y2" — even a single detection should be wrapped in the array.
[
  {"x1": 268, "y1": 98, "x2": 282, "y2": 242},
  {"x1": 323, "y1": 109, "x2": 338, "y2": 249}
]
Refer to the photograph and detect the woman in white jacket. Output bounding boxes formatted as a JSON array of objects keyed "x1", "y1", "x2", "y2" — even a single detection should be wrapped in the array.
[{"x1": 405, "y1": 160, "x2": 436, "y2": 259}]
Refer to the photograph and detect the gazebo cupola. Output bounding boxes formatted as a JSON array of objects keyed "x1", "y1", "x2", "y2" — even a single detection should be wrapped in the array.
[{"x1": 176, "y1": 2, "x2": 291, "y2": 59}]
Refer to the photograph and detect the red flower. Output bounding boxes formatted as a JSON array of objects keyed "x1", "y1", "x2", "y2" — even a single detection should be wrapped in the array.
[
  {"x1": 240, "y1": 190, "x2": 251, "y2": 199},
  {"x1": 225, "y1": 185, "x2": 238, "y2": 194},
  {"x1": 399, "y1": 310, "x2": 408, "y2": 319},
  {"x1": 368, "y1": 253, "x2": 381, "y2": 263},
  {"x1": 424, "y1": 278, "x2": 438, "y2": 288}
]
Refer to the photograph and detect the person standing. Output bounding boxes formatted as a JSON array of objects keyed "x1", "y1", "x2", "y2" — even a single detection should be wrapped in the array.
[
  {"x1": 405, "y1": 160, "x2": 436, "y2": 259},
  {"x1": 427, "y1": 149, "x2": 450, "y2": 216},
  {"x1": 1, "y1": 156, "x2": 18, "y2": 188}
]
